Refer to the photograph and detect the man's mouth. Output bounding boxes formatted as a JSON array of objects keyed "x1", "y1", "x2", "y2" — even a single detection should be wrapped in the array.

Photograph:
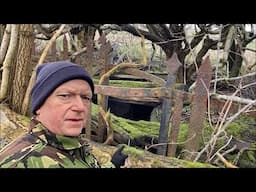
[{"x1": 67, "y1": 119, "x2": 83, "y2": 122}]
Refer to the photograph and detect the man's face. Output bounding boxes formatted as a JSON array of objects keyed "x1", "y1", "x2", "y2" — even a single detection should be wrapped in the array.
[{"x1": 36, "y1": 79, "x2": 92, "y2": 136}]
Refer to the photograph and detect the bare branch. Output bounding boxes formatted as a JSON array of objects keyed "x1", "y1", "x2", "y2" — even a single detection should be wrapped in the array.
[
  {"x1": 211, "y1": 93, "x2": 256, "y2": 106},
  {"x1": 145, "y1": 133, "x2": 196, "y2": 151},
  {"x1": 215, "y1": 152, "x2": 238, "y2": 168},
  {"x1": 102, "y1": 24, "x2": 163, "y2": 43}
]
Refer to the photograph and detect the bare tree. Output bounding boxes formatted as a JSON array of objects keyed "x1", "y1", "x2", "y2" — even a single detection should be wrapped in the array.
[{"x1": 100, "y1": 24, "x2": 256, "y2": 86}]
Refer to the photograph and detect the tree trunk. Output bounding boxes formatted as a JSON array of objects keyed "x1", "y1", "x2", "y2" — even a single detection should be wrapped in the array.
[
  {"x1": 74, "y1": 26, "x2": 96, "y2": 49},
  {"x1": 10, "y1": 24, "x2": 34, "y2": 114},
  {"x1": 0, "y1": 25, "x2": 11, "y2": 67},
  {"x1": 21, "y1": 24, "x2": 66, "y2": 115},
  {"x1": 228, "y1": 42, "x2": 243, "y2": 77},
  {"x1": 0, "y1": 25, "x2": 19, "y2": 101},
  {"x1": 0, "y1": 25, "x2": 6, "y2": 45}
]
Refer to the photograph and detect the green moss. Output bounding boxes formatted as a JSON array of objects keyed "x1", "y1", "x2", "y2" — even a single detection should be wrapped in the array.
[
  {"x1": 177, "y1": 123, "x2": 189, "y2": 143},
  {"x1": 94, "y1": 79, "x2": 158, "y2": 88},
  {"x1": 123, "y1": 145, "x2": 145, "y2": 157},
  {"x1": 200, "y1": 115, "x2": 256, "y2": 167},
  {"x1": 151, "y1": 156, "x2": 216, "y2": 168},
  {"x1": 91, "y1": 103, "x2": 99, "y2": 116},
  {"x1": 227, "y1": 116, "x2": 256, "y2": 139},
  {"x1": 181, "y1": 160, "x2": 216, "y2": 168},
  {"x1": 112, "y1": 116, "x2": 159, "y2": 138},
  {"x1": 238, "y1": 151, "x2": 256, "y2": 168},
  {"x1": 16, "y1": 114, "x2": 30, "y2": 128},
  {"x1": 151, "y1": 159, "x2": 163, "y2": 167},
  {"x1": 226, "y1": 122, "x2": 247, "y2": 137},
  {"x1": 17, "y1": 114, "x2": 30, "y2": 122},
  {"x1": 92, "y1": 103, "x2": 159, "y2": 139},
  {"x1": 246, "y1": 150, "x2": 256, "y2": 162}
]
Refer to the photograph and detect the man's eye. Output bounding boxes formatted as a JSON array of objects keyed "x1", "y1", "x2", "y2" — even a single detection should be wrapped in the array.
[
  {"x1": 81, "y1": 95, "x2": 92, "y2": 102},
  {"x1": 57, "y1": 94, "x2": 71, "y2": 99}
]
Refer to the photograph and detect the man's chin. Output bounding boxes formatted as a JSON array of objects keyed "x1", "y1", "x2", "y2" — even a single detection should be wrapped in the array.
[{"x1": 64, "y1": 128, "x2": 83, "y2": 137}]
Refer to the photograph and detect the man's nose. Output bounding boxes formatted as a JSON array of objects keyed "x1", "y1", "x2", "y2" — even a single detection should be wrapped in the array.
[{"x1": 71, "y1": 96, "x2": 85, "y2": 111}]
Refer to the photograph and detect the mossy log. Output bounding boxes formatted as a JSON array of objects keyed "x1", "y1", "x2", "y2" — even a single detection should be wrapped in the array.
[
  {"x1": 90, "y1": 141, "x2": 216, "y2": 168},
  {"x1": 91, "y1": 103, "x2": 160, "y2": 151}
]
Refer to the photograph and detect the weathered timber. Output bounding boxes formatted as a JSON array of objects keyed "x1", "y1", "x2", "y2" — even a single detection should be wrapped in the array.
[
  {"x1": 184, "y1": 56, "x2": 212, "y2": 160},
  {"x1": 157, "y1": 52, "x2": 182, "y2": 155}
]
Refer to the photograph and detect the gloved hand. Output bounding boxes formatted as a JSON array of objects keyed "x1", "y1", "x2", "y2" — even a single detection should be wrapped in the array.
[{"x1": 111, "y1": 145, "x2": 128, "y2": 168}]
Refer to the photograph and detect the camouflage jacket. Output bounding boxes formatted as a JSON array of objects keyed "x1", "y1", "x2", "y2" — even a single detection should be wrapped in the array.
[{"x1": 0, "y1": 123, "x2": 105, "y2": 168}]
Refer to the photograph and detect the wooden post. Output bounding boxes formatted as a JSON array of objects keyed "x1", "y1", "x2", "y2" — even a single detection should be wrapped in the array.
[{"x1": 157, "y1": 52, "x2": 181, "y2": 155}]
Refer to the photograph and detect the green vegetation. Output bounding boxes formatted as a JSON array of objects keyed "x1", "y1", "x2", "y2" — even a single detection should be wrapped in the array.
[
  {"x1": 93, "y1": 101, "x2": 256, "y2": 167},
  {"x1": 123, "y1": 145, "x2": 145, "y2": 158},
  {"x1": 94, "y1": 79, "x2": 158, "y2": 88},
  {"x1": 91, "y1": 103, "x2": 159, "y2": 139},
  {"x1": 17, "y1": 114, "x2": 30, "y2": 123}
]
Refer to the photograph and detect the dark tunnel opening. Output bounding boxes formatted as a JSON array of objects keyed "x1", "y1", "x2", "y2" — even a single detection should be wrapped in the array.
[
  {"x1": 92, "y1": 95, "x2": 159, "y2": 121},
  {"x1": 108, "y1": 97, "x2": 157, "y2": 121}
]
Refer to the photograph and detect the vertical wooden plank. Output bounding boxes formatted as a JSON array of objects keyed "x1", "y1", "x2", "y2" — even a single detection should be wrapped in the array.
[
  {"x1": 51, "y1": 40, "x2": 57, "y2": 61},
  {"x1": 157, "y1": 52, "x2": 181, "y2": 155},
  {"x1": 97, "y1": 34, "x2": 112, "y2": 143},
  {"x1": 84, "y1": 38, "x2": 94, "y2": 140},
  {"x1": 183, "y1": 56, "x2": 212, "y2": 160},
  {"x1": 62, "y1": 35, "x2": 68, "y2": 60},
  {"x1": 167, "y1": 91, "x2": 184, "y2": 157}
]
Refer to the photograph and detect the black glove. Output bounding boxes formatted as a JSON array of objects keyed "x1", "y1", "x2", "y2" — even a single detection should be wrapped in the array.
[{"x1": 111, "y1": 145, "x2": 128, "y2": 168}]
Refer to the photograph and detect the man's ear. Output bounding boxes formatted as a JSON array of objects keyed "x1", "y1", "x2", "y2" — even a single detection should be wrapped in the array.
[{"x1": 36, "y1": 109, "x2": 40, "y2": 115}]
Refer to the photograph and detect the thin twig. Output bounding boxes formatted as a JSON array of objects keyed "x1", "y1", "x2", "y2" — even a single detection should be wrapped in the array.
[
  {"x1": 216, "y1": 152, "x2": 238, "y2": 168},
  {"x1": 208, "y1": 136, "x2": 233, "y2": 162},
  {"x1": 145, "y1": 133, "x2": 196, "y2": 151}
]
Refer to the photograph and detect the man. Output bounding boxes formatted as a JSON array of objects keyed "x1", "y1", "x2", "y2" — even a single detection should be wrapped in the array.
[{"x1": 0, "y1": 61, "x2": 128, "y2": 168}]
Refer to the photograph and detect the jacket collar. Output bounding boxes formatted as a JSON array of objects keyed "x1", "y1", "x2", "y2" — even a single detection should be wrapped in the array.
[{"x1": 31, "y1": 123, "x2": 89, "y2": 151}]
